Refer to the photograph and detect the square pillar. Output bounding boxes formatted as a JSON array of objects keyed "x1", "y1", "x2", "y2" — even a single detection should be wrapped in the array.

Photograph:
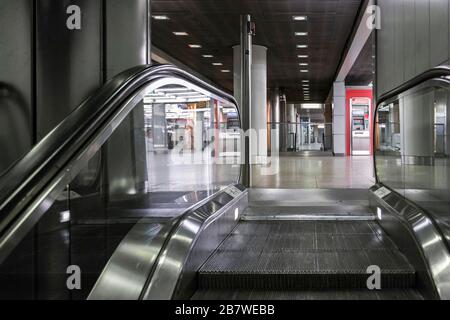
[{"x1": 333, "y1": 81, "x2": 346, "y2": 156}]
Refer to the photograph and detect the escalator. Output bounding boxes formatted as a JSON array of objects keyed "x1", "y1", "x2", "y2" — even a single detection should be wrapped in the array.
[
  {"x1": 193, "y1": 189, "x2": 420, "y2": 300},
  {"x1": 0, "y1": 65, "x2": 449, "y2": 300}
]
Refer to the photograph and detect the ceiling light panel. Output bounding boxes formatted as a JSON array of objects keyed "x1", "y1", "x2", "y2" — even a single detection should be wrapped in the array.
[
  {"x1": 152, "y1": 15, "x2": 169, "y2": 20},
  {"x1": 293, "y1": 16, "x2": 308, "y2": 21}
]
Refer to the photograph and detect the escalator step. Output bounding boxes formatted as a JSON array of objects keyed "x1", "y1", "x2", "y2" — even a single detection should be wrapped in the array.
[
  {"x1": 191, "y1": 288, "x2": 423, "y2": 300},
  {"x1": 198, "y1": 271, "x2": 415, "y2": 290}
]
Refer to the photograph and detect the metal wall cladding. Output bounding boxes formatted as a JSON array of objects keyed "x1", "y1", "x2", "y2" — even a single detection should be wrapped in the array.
[
  {"x1": 105, "y1": 0, "x2": 150, "y2": 79},
  {"x1": 377, "y1": 0, "x2": 450, "y2": 98},
  {"x1": 36, "y1": 0, "x2": 103, "y2": 140},
  {"x1": 0, "y1": 0, "x2": 151, "y2": 174},
  {"x1": 0, "y1": 0, "x2": 33, "y2": 174}
]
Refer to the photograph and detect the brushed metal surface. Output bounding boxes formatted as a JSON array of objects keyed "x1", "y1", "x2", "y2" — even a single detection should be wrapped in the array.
[
  {"x1": 36, "y1": 0, "x2": 103, "y2": 140},
  {"x1": 0, "y1": 0, "x2": 33, "y2": 174},
  {"x1": 105, "y1": 0, "x2": 149, "y2": 79},
  {"x1": 88, "y1": 220, "x2": 175, "y2": 300},
  {"x1": 369, "y1": 184, "x2": 450, "y2": 300},
  {"x1": 142, "y1": 187, "x2": 247, "y2": 300}
]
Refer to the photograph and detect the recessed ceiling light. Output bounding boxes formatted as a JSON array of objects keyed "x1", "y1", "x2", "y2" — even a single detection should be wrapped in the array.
[
  {"x1": 300, "y1": 70, "x2": 309, "y2": 73},
  {"x1": 297, "y1": 44, "x2": 308, "y2": 49},
  {"x1": 202, "y1": 55, "x2": 214, "y2": 58},
  {"x1": 221, "y1": 69, "x2": 231, "y2": 73},
  {"x1": 152, "y1": 15, "x2": 169, "y2": 20},
  {"x1": 295, "y1": 32, "x2": 308, "y2": 36},
  {"x1": 299, "y1": 63, "x2": 309, "y2": 66},
  {"x1": 293, "y1": 15, "x2": 308, "y2": 21},
  {"x1": 212, "y1": 62, "x2": 223, "y2": 66},
  {"x1": 298, "y1": 55, "x2": 309, "y2": 58},
  {"x1": 188, "y1": 44, "x2": 202, "y2": 48},
  {"x1": 173, "y1": 31, "x2": 189, "y2": 36}
]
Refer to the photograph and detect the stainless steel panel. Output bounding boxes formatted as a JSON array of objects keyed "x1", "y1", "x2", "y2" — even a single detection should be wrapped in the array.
[
  {"x1": 36, "y1": 0, "x2": 102, "y2": 140},
  {"x1": 105, "y1": 101, "x2": 148, "y2": 200},
  {"x1": 403, "y1": 0, "x2": 416, "y2": 81},
  {"x1": 142, "y1": 188, "x2": 247, "y2": 300},
  {"x1": 0, "y1": 0, "x2": 33, "y2": 174},
  {"x1": 369, "y1": 185, "x2": 450, "y2": 300},
  {"x1": 377, "y1": 0, "x2": 393, "y2": 96},
  {"x1": 430, "y1": 0, "x2": 449, "y2": 66},
  {"x1": 393, "y1": 0, "x2": 405, "y2": 88},
  {"x1": 88, "y1": 220, "x2": 175, "y2": 300},
  {"x1": 105, "y1": 0, "x2": 149, "y2": 79},
  {"x1": 414, "y1": 0, "x2": 431, "y2": 75}
]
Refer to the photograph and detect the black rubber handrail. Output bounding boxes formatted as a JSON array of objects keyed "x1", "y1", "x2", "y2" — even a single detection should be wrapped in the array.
[
  {"x1": 374, "y1": 66, "x2": 450, "y2": 184},
  {"x1": 0, "y1": 64, "x2": 240, "y2": 235},
  {"x1": 377, "y1": 65, "x2": 450, "y2": 107}
]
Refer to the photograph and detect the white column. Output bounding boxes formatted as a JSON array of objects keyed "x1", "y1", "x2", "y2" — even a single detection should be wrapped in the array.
[
  {"x1": 287, "y1": 103, "x2": 295, "y2": 150},
  {"x1": 333, "y1": 81, "x2": 346, "y2": 155},
  {"x1": 400, "y1": 92, "x2": 434, "y2": 163},
  {"x1": 233, "y1": 45, "x2": 268, "y2": 163},
  {"x1": 270, "y1": 88, "x2": 280, "y2": 155}
]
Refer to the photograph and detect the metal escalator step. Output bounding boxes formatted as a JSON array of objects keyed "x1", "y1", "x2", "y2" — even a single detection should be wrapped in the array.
[
  {"x1": 198, "y1": 271, "x2": 415, "y2": 290},
  {"x1": 191, "y1": 288, "x2": 423, "y2": 300},
  {"x1": 198, "y1": 220, "x2": 417, "y2": 290},
  {"x1": 199, "y1": 250, "x2": 415, "y2": 289}
]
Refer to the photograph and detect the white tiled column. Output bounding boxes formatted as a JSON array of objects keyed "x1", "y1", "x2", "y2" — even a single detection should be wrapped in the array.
[
  {"x1": 233, "y1": 45, "x2": 268, "y2": 164},
  {"x1": 333, "y1": 81, "x2": 346, "y2": 156}
]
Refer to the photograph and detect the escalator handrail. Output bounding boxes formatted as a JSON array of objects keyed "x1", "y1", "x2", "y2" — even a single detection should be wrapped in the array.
[
  {"x1": 374, "y1": 65, "x2": 450, "y2": 184},
  {"x1": 0, "y1": 64, "x2": 240, "y2": 236},
  {"x1": 376, "y1": 65, "x2": 450, "y2": 107}
]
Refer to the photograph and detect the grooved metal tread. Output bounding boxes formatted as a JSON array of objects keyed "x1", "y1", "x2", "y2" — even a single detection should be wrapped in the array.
[
  {"x1": 191, "y1": 289, "x2": 423, "y2": 300},
  {"x1": 198, "y1": 220, "x2": 416, "y2": 290}
]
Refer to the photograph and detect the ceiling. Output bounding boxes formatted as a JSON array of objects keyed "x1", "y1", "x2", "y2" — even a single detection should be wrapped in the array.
[
  {"x1": 151, "y1": 0, "x2": 363, "y2": 103},
  {"x1": 345, "y1": 32, "x2": 375, "y2": 86}
]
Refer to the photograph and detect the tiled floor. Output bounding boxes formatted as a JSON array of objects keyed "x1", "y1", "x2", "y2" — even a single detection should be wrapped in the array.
[{"x1": 252, "y1": 155, "x2": 375, "y2": 189}]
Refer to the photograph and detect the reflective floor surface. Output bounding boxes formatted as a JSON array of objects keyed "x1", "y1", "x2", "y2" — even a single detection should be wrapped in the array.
[{"x1": 252, "y1": 155, "x2": 375, "y2": 189}]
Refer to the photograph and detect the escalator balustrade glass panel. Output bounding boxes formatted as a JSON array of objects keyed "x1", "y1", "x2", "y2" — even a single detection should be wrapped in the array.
[
  {"x1": 0, "y1": 78, "x2": 241, "y2": 299},
  {"x1": 375, "y1": 84, "x2": 450, "y2": 245}
]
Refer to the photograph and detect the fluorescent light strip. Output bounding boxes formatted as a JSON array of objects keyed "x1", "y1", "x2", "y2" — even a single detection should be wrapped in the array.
[
  {"x1": 297, "y1": 44, "x2": 308, "y2": 48},
  {"x1": 295, "y1": 32, "x2": 308, "y2": 36},
  {"x1": 173, "y1": 31, "x2": 189, "y2": 36},
  {"x1": 300, "y1": 70, "x2": 309, "y2": 73},
  {"x1": 188, "y1": 44, "x2": 202, "y2": 48},
  {"x1": 212, "y1": 62, "x2": 223, "y2": 66},
  {"x1": 298, "y1": 55, "x2": 308, "y2": 58},
  {"x1": 221, "y1": 70, "x2": 231, "y2": 73},
  {"x1": 299, "y1": 63, "x2": 309, "y2": 66},
  {"x1": 293, "y1": 15, "x2": 308, "y2": 21},
  {"x1": 202, "y1": 55, "x2": 214, "y2": 58},
  {"x1": 152, "y1": 15, "x2": 169, "y2": 20},
  {"x1": 155, "y1": 88, "x2": 192, "y2": 93}
]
